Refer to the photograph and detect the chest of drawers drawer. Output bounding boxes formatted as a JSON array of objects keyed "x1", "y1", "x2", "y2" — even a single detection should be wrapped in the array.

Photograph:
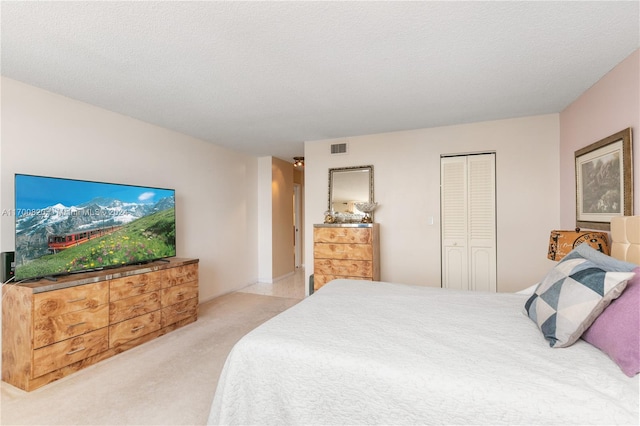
[
  {"x1": 161, "y1": 281, "x2": 198, "y2": 306},
  {"x1": 34, "y1": 304, "x2": 109, "y2": 349},
  {"x1": 32, "y1": 328, "x2": 109, "y2": 378},
  {"x1": 314, "y1": 259, "x2": 373, "y2": 277},
  {"x1": 109, "y1": 311, "x2": 161, "y2": 347},
  {"x1": 313, "y1": 227, "x2": 372, "y2": 244},
  {"x1": 313, "y1": 274, "x2": 369, "y2": 289},
  {"x1": 109, "y1": 291, "x2": 162, "y2": 323},
  {"x1": 34, "y1": 282, "x2": 108, "y2": 318},
  {"x1": 314, "y1": 243, "x2": 373, "y2": 260},
  {"x1": 110, "y1": 270, "x2": 165, "y2": 301},
  {"x1": 167, "y1": 263, "x2": 199, "y2": 286},
  {"x1": 161, "y1": 297, "x2": 198, "y2": 327}
]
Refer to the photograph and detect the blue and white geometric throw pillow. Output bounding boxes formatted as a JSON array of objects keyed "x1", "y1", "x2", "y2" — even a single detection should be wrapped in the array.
[
  {"x1": 525, "y1": 248, "x2": 635, "y2": 348},
  {"x1": 572, "y1": 242, "x2": 638, "y2": 272}
]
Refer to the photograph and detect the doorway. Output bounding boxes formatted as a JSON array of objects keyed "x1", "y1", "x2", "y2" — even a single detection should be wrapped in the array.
[{"x1": 293, "y1": 183, "x2": 302, "y2": 269}]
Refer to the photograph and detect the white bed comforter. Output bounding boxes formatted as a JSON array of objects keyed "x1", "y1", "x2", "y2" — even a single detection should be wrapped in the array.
[{"x1": 208, "y1": 279, "x2": 639, "y2": 425}]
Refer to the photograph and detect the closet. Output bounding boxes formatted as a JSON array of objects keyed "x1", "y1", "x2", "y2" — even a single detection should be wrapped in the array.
[{"x1": 441, "y1": 153, "x2": 496, "y2": 292}]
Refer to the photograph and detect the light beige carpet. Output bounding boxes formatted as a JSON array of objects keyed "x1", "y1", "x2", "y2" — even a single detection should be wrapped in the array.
[{"x1": 1, "y1": 292, "x2": 300, "y2": 425}]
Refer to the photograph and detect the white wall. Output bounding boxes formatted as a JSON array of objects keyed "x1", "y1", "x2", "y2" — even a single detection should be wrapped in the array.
[
  {"x1": 257, "y1": 156, "x2": 273, "y2": 282},
  {"x1": 304, "y1": 114, "x2": 560, "y2": 293},
  {"x1": 0, "y1": 77, "x2": 259, "y2": 302}
]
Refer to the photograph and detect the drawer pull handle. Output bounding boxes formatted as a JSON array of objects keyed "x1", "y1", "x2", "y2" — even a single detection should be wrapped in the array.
[
  {"x1": 176, "y1": 309, "x2": 189, "y2": 314},
  {"x1": 131, "y1": 325, "x2": 145, "y2": 332},
  {"x1": 66, "y1": 347, "x2": 86, "y2": 355},
  {"x1": 69, "y1": 322, "x2": 86, "y2": 328},
  {"x1": 132, "y1": 283, "x2": 146, "y2": 288},
  {"x1": 66, "y1": 297, "x2": 87, "y2": 303}
]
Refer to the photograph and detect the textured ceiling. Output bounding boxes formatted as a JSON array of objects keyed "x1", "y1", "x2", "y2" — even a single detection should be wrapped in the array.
[{"x1": 1, "y1": 1, "x2": 639, "y2": 161}]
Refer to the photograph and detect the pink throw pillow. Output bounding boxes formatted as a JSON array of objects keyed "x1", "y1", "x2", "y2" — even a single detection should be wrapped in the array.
[{"x1": 582, "y1": 266, "x2": 639, "y2": 377}]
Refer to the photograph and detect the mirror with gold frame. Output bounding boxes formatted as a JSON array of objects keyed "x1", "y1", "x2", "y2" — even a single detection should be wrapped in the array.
[{"x1": 328, "y1": 165, "x2": 374, "y2": 221}]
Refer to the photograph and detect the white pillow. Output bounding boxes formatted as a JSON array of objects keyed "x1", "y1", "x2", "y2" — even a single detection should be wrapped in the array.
[{"x1": 515, "y1": 283, "x2": 538, "y2": 295}]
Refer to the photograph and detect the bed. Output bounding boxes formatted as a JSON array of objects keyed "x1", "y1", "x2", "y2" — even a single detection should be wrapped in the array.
[{"x1": 208, "y1": 216, "x2": 640, "y2": 425}]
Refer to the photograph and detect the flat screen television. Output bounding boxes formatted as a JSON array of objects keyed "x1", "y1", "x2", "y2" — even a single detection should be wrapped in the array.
[{"x1": 14, "y1": 174, "x2": 176, "y2": 281}]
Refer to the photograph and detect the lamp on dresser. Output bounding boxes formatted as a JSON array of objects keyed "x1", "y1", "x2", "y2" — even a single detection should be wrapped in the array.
[{"x1": 547, "y1": 229, "x2": 610, "y2": 261}]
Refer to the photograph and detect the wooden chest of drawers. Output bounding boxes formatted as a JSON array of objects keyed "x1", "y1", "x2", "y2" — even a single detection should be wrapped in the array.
[
  {"x1": 2, "y1": 258, "x2": 198, "y2": 391},
  {"x1": 313, "y1": 224, "x2": 380, "y2": 290}
]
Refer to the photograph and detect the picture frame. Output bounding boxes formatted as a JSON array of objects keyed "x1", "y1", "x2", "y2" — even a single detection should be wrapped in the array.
[{"x1": 575, "y1": 127, "x2": 633, "y2": 230}]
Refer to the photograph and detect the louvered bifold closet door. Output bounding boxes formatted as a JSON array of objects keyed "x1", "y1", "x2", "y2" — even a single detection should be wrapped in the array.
[
  {"x1": 441, "y1": 156, "x2": 468, "y2": 291},
  {"x1": 467, "y1": 154, "x2": 496, "y2": 292},
  {"x1": 441, "y1": 153, "x2": 496, "y2": 292}
]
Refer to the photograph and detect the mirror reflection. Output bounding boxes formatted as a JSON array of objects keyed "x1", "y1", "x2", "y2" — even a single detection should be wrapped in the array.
[{"x1": 328, "y1": 165, "x2": 374, "y2": 220}]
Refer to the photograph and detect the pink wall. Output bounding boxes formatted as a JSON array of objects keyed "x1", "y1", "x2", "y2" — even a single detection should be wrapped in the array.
[{"x1": 559, "y1": 49, "x2": 640, "y2": 228}]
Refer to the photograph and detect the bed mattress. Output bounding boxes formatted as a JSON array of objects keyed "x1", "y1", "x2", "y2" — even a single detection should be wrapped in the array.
[{"x1": 208, "y1": 279, "x2": 639, "y2": 425}]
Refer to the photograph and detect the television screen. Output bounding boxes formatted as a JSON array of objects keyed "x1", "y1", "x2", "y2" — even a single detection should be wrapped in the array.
[{"x1": 14, "y1": 174, "x2": 176, "y2": 281}]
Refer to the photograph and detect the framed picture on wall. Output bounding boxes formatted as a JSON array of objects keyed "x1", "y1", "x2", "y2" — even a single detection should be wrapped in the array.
[{"x1": 575, "y1": 127, "x2": 633, "y2": 230}]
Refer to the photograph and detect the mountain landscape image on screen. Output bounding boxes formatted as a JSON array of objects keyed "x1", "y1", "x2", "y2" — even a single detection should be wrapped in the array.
[{"x1": 15, "y1": 195, "x2": 176, "y2": 280}]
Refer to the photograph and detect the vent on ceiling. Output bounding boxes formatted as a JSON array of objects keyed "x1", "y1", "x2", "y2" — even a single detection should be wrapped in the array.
[{"x1": 330, "y1": 143, "x2": 348, "y2": 155}]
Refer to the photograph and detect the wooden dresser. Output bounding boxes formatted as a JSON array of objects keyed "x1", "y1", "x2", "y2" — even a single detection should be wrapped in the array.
[
  {"x1": 2, "y1": 258, "x2": 198, "y2": 391},
  {"x1": 313, "y1": 224, "x2": 380, "y2": 291}
]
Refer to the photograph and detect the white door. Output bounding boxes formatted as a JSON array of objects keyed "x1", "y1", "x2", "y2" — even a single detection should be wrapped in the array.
[
  {"x1": 441, "y1": 153, "x2": 496, "y2": 292},
  {"x1": 441, "y1": 156, "x2": 468, "y2": 290}
]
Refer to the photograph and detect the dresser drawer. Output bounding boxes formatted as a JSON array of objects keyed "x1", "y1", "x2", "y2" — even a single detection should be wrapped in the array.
[
  {"x1": 109, "y1": 291, "x2": 161, "y2": 323},
  {"x1": 161, "y1": 298, "x2": 198, "y2": 327},
  {"x1": 314, "y1": 227, "x2": 372, "y2": 244},
  {"x1": 314, "y1": 243, "x2": 373, "y2": 260},
  {"x1": 34, "y1": 282, "x2": 108, "y2": 319},
  {"x1": 34, "y1": 304, "x2": 109, "y2": 349},
  {"x1": 314, "y1": 259, "x2": 373, "y2": 278},
  {"x1": 32, "y1": 328, "x2": 109, "y2": 378},
  {"x1": 109, "y1": 311, "x2": 161, "y2": 347},
  {"x1": 110, "y1": 270, "x2": 165, "y2": 301},
  {"x1": 166, "y1": 264, "x2": 199, "y2": 287},
  {"x1": 313, "y1": 274, "x2": 370, "y2": 290},
  {"x1": 160, "y1": 281, "x2": 198, "y2": 306}
]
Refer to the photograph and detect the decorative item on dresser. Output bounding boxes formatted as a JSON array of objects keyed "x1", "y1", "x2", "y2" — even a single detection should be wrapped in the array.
[
  {"x1": 547, "y1": 228, "x2": 610, "y2": 261},
  {"x1": 2, "y1": 257, "x2": 199, "y2": 391},
  {"x1": 313, "y1": 224, "x2": 380, "y2": 291},
  {"x1": 353, "y1": 202, "x2": 378, "y2": 223}
]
